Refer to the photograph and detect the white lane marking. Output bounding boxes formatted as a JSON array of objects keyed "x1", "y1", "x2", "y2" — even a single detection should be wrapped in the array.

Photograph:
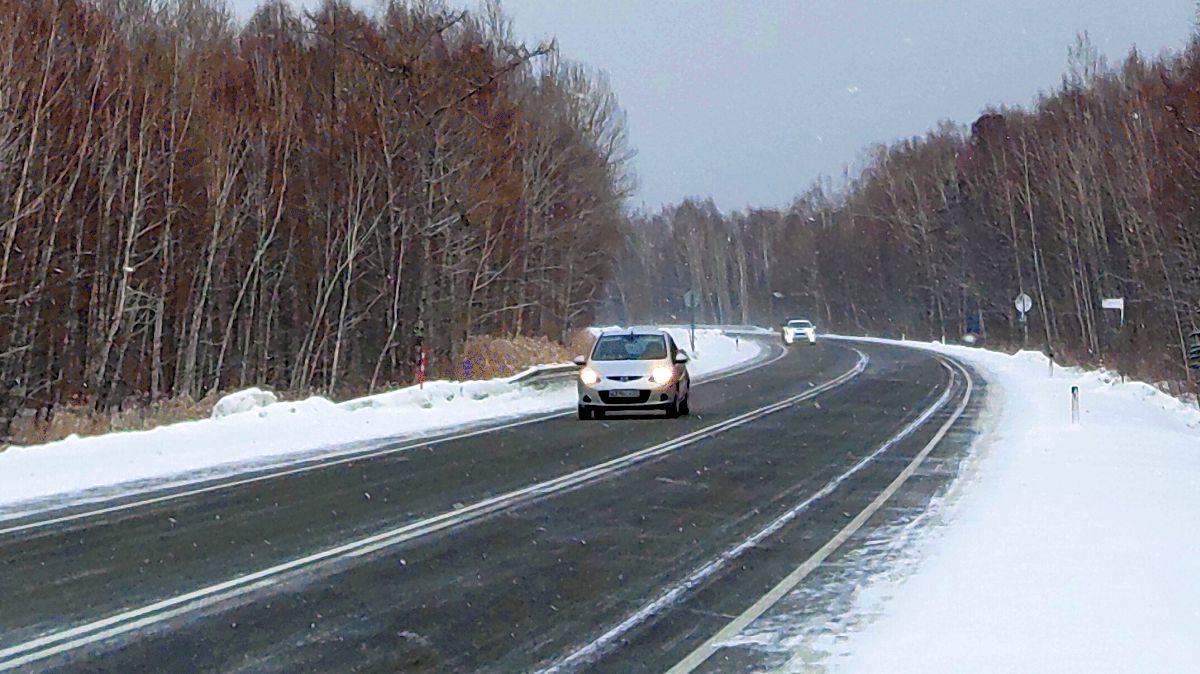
[
  {"x1": 664, "y1": 356, "x2": 974, "y2": 674},
  {"x1": 0, "y1": 415, "x2": 566, "y2": 538},
  {"x1": 0, "y1": 348, "x2": 858, "y2": 672},
  {"x1": 538, "y1": 356, "x2": 966, "y2": 674},
  {"x1": 0, "y1": 343, "x2": 789, "y2": 538}
]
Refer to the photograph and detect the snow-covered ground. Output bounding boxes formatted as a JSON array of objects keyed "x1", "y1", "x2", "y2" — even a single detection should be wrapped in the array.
[
  {"x1": 0, "y1": 328, "x2": 761, "y2": 515},
  {"x1": 815, "y1": 339, "x2": 1200, "y2": 673}
]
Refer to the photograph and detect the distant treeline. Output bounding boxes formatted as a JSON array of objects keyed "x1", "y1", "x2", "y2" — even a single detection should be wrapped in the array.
[
  {"x1": 0, "y1": 0, "x2": 631, "y2": 435},
  {"x1": 610, "y1": 35, "x2": 1200, "y2": 392}
]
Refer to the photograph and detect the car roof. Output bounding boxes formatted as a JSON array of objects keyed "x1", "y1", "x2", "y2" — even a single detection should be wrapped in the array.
[{"x1": 597, "y1": 326, "x2": 668, "y2": 337}]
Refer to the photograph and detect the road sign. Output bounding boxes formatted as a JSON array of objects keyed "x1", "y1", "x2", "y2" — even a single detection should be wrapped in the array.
[
  {"x1": 1188, "y1": 331, "x2": 1200, "y2": 370},
  {"x1": 1102, "y1": 297, "x2": 1125, "y2": 325},
  {"x1": 1014, "y1": 293, "x2": 1033, "y2": 314},
  {"x1": 683, "y1": 290, "x2": 700, "y2": 309}
]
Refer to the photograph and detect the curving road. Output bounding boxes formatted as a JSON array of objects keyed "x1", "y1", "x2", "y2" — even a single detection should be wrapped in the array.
[{"x1": 0, "y1": 337, "x2": 983, "y2": 673}]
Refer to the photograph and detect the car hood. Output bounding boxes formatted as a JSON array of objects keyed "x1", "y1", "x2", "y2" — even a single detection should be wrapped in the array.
[{"x1": 588, "y1": 359, "x2": 669, "y2": 376}]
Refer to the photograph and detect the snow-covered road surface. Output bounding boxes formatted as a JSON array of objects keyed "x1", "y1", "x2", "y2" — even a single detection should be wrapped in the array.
[{"x1": 0, "y1": 328, "x2": 760, "y2": 515}]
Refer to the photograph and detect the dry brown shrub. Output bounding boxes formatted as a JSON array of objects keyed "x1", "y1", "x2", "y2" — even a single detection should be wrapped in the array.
[
  {"x1": 2, "y1": 334, "x2": 591, "y2": 449},
  {"x1": 9, "y1": 405, "x2": 109, "y2": 446},
  {"x1": 8, "y1": 392, "x2": 225, "y2": 447},
  {"x1": 111, "y1": 393, "x2": 223, "y2": 432},
  {"x1": 565, "y1": 329, "x2": 598, "y2": 359},
  {"x1": 454, "y1": 335, "x2": 574, "y2": 380}
]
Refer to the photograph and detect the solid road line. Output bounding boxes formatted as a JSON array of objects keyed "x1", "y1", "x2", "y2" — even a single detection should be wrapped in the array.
[
  {"x1": 663, "y1": 355, "x2": 975, "y2": 674},
  {"x1": 0, "y1": 349, "x2": 864, "y2": 672},
  {"x1": 0, "y1": 339, "x2": 788, "y2": 538},
  {"x1": 536, "y1": 354, "x2": 965, "y2": 674},
  {"x1": 0, "y1": 413, "x2": 573, "y2": 538}
]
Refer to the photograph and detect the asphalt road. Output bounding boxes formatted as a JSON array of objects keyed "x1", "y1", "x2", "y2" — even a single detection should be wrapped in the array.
[{"x1": 0, "y1": 337, "x2": 981, "y2": 673}]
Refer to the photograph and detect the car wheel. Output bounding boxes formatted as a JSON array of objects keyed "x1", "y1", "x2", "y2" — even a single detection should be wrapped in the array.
[
  {"x1": 577, "y1": 405, "x2": 592, "y2": 420},
  {"x1": 679, "y1": 394, "x2": 690, "y2": 416},
  {"x1": 665, "y1": 398, "x2": 680, "y2": 419}
]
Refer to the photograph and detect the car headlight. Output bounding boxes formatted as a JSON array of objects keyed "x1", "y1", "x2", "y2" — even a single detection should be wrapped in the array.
[
  {"x1": 650, "y1": 366, "x2": 673, "y2": 385},
  {"x1": 580, "y1": 368, "x2": 600, "y2": 385}
]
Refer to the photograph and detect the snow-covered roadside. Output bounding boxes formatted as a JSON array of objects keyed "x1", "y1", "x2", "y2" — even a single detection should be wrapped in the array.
[
  {"x1": 0, "y1": 328, "x2": 761, "y2": 514},
  {"x1": 817, "y1": 339, "x2": 1200, "y2": 673}
]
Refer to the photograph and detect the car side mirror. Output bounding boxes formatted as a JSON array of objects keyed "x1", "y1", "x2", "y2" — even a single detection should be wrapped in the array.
[
  {"x1": 572, "y1": 355, "x2": 587, "y2": 367},
  {"x1": 674, "y1": 353, "x2": 690, "y2": 364}
]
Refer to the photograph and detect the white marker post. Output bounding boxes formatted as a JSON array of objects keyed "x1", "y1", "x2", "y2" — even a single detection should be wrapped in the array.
[
  {"x1": 683, "y1": 290, "x2": 700, "y2": 354},
  {"x1": 1070, "y1": 386, "x2": 1080, "y2": 424}
]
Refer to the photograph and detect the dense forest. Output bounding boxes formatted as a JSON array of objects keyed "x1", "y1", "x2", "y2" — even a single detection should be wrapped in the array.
[
  {"x1": 5, "y1": 2, "x2": 1198, "y2": 441},
  {"x1": 610, "y1": 35, "x2": 1200, "y2": 394},
  {"x1": 0, "y1": 0, "x2": 631, "y2": 437}
]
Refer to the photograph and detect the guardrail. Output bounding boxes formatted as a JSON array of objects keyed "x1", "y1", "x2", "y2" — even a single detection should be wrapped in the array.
[
  {"x1": 652, "y1": 324, "x2": 777, "y2": 336},
  {"x1": 508, "y1": 363, "x2": 579, "y2": 389},
  {"x1": 509, "y1": 325, "x2": 776, "y2": 389}
]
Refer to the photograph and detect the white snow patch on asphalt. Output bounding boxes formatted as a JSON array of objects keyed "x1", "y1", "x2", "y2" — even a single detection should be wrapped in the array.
[
  {"x1": 801, "y1": 338, "x2": 1200, "y2": 673},
  {"x1": 0, "y1": 328, "x2": 760, "y2": 514}
]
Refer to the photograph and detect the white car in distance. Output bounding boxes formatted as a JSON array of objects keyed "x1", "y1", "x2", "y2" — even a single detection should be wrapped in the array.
[{"x1": 782, "y1": 319, "x2": 817, "y2": 345}]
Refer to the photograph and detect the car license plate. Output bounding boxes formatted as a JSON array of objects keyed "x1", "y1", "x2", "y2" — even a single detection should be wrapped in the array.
[{"x1": 609, "y1": 389, "x2": 640, "y2": 398}]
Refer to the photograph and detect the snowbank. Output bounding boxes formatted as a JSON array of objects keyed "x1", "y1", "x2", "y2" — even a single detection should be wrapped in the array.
[
  {"x1": 0, "y1": 328, "x2": 762, "y2": 514},
  {"x1": 819, "y1": 338, "x2": 1200, "y2": 673},
  {"x1": 211, "y1": 388, "x2": 278, "y2": 418}
]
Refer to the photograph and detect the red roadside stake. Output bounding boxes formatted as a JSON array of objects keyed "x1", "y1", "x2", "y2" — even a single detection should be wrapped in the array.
[{"x1": 418, "y1": 347, "x2": 428, "y2": 390}]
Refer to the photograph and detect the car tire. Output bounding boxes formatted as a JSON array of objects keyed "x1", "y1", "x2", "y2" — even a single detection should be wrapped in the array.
[
  {"x1": 665, "y1": 398, "x2": 680, "y2": 419},
  {"x1": 679, "y1": 394, "x2": 690, "y2": 416},
  {"x1": 577, "y1": 405, "x2": 592, "y2": 420}
]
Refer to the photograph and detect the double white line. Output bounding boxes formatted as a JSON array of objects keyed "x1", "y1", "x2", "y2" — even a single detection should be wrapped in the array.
[
  {"x1": 540, "y1": 353, "x2": 973, "y2": 674},
  {"x1": 0, "y1": 351, "x2": 868, "y2": 671},
  {"x1": 664, "y1": 355, "x2": 973, "y2": 673}
]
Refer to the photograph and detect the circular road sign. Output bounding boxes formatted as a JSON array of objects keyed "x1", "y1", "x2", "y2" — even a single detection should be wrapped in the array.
[
  {"x1": 683, "y1": 290, "x2": 701, "y2": 309},
  {"x1": 1014, "y1": 293, "x2": 1033, "y2": 314}
]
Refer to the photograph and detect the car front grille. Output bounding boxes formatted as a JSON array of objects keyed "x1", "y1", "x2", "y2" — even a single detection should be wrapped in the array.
[{"x1": 606, "y1": 375, "x2": 642, "y2": 382}]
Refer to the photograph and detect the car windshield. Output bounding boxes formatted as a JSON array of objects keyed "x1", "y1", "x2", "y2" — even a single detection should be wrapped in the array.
[
  {"x1": 592, "y1": 334, "x2": 668, "y2": 361},
  {"x1": 788, "y1": 321, "x2": 813, "y2": 328}
]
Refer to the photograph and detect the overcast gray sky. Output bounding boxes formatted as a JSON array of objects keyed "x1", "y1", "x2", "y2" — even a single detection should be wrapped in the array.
[{"x1": 229, "y1": 0, "x2": 1196, "y2": 212}]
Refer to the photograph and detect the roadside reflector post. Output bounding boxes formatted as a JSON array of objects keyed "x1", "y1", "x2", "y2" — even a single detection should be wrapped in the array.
[
  {"x1": 418, "y1": 347, "x2": 428, "y2": 390},
  {"x1": 1048, "y1": 350, "x2": 1054, "y2": 379},
  {"x1": 1188, "y1": 331, "x2": 1200, "y2": 411},
  {"x1": 682, "y1": 289, "x2": 700, "y2": 354},
  {"x1": 1070, "y1": 386, "x2": 1080, "y2": 424},
  {"x1": 735, "y1": 335, "x2": 740, "y2": 351}
]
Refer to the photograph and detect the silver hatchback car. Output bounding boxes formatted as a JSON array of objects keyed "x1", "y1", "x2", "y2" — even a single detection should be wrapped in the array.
[{"x1": 574, "y1": 327, "x2": 691, "y2": 420}]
